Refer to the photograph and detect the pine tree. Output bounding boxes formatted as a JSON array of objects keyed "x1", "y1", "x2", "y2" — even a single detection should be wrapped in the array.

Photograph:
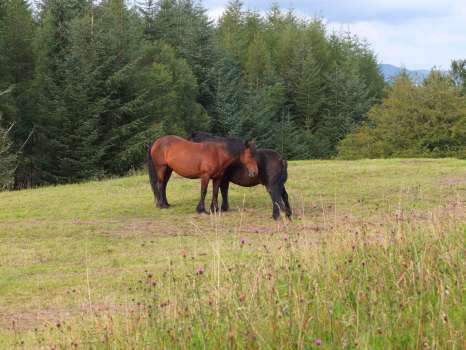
[
  {"x1": 32, "y1": 0, "x2": 90, "y2": 184},
  {"x1": 142, "y1": 0, "x2": 217, "y2": 115},
  {"x1": 53, "y1": 13, "x2": 103, "y2": 181},
  {"x1": 217, "y1": 0, "x2": 245, "y2": 61},
  {"x1": 0, "y1": 0, "x2": 36, "y2": 187},
  {"x1": 89, "y1": 2, "x2": 208, "y2": 174},
  {"x1": 104, "y1": 41, "x2": 210, "y2": 172},
  {"x1": 0, "y1": 0, "x2": 35, "y2": 87},
  {"x1": 314, "y1": 62, "x2": 371, "y2": 157},
  {"x1": 78, "y1": 0, "x2": 146, "y2": 175},
  {"x1": 0, "y1": 88, "x2": 16, "y2": 189},
  {"x1": 139, "y1": 0, "x2": 158, "y2": 39},
  {"x1": 244, "y1": 30, "x2": 273, "y2": 88},
  {"x1": 0, "y1": 122, "x2": 16, "y2": 189},
  {"x1": 230, "y1": 82, "x2": 308, "y2": 159},
  {"x1": 265, "y1": 7, "x2": 301, "y2": 83},
  {"x1": 209, "y1": 54, "x2": 246, "y2": 134},
  {"x1": 295, "y1": 52, "x2": 324, "y2": 132}
]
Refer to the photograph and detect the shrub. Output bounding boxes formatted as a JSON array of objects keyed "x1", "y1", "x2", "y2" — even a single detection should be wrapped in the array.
[{"x1": 338, "y1": 73, "x2": 466, "y2": 159}]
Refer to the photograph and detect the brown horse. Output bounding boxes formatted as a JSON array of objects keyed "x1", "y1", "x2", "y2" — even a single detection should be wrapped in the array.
[{"x1": 148, "y1": 135, "x2": 258, "y2": 213}]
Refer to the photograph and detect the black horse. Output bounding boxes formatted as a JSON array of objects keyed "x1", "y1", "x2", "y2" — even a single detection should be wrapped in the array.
[{"x1": 189, "y1": 132, "x2": 292, "y2": 220}]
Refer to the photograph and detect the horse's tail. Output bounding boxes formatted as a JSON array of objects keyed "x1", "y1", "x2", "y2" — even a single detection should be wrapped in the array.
[
  {"x1": 279, "y1": 158, "x2": 292, "y2": 218},
  {"x1": 147, "y1": 143, "x2": 159, "y2": 204},
  {"x1": 279, "y1": 158, "x2": 288, "y2": 187}
]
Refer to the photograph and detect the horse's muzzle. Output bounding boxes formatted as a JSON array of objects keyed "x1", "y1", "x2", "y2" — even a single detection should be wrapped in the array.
[{"x1": 248, "y1": 171, "x2": 257, "y2": 178}]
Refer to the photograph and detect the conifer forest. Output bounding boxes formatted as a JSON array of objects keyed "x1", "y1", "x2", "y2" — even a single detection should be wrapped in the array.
[{"x1": 1, "y1": 0, "x2": 465, "y2": 189}]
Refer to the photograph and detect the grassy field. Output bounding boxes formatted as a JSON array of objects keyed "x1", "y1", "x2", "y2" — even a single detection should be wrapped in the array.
[{"x1": 0, "y1": 159, "x2": 465, "y2": 349}]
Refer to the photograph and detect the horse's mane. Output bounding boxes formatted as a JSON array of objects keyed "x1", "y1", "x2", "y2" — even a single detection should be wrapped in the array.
[
  {"x1": 189, "y1": 131, "x2": 219, "y2": 142},
  {"x1": 189, "y1": 131, "x2": 256, "y2": 158}
]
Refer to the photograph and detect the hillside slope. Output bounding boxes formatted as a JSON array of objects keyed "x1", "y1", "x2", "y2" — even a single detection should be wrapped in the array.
[
  {"x1": 0, "y1": 159, "x2": 465, "y2": 348},
  {"x1": 379, "y1": 63, "x2": 431, "y2": 82}
]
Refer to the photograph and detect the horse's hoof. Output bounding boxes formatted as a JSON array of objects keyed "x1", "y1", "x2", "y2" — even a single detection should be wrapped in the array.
[{"x1": 221, "y1": 206, "x2": 229, "y2": 212}]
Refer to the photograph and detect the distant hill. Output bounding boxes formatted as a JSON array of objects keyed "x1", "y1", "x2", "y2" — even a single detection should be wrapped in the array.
[{"x1": 379, "y1": 64, "x2": 431, "y2": 83}]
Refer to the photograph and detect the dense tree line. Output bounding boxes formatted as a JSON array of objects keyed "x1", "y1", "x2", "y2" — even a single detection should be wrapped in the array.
[
  {"x1": 1, "y1": 0, "x2": 461, "y2": 189},
  {"x1": 338, "y1": 70, "x2": 466, "y2": 159},
  {"x1": 0, "y1": 0, "x2": 384, "y2": 188}
]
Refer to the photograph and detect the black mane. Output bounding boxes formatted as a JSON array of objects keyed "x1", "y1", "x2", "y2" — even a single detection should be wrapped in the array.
[
  {"x1": 189, "y1": 131, "x2": 220, "y2": 142},
  {"x1": 189, "y1": 131, "x2": 256, "y2": 157}
]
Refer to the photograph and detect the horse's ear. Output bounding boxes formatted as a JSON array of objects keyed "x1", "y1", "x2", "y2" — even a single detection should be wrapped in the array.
[{"x1": 244, "y1": 139, "x2": 255, "y2": 148}]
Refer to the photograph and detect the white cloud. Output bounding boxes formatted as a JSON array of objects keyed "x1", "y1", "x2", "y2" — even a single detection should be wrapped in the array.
[
  {"x1": 328, "y1": 11, "x2": 466, "y2": 69},
  {"x1": 207, "y1": 6, "x2": 225, "y2": 22},
  {"x1": 203, "y1": 1, "x2": 466, "y2": 69}
]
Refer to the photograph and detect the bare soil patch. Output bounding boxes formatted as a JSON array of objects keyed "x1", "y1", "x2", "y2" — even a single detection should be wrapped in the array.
[
  {"x1": 0, "y1": 302, "x2": 121, "y2": 332},
  {"x1": 438, "y1": 175, "x2": 466, "y2": 187}
]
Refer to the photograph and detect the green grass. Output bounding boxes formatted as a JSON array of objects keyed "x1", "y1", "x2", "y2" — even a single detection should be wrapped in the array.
[{"x1": 0, "y1": 159, "x2": 465, "y2": 349}]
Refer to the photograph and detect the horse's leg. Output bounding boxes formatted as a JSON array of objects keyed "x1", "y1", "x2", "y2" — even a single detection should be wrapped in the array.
[
  {"x1": 282, "y1": 187, "x2": 292, "y2": 219},
  {"x1": 156, "y1": 165, "x2": 169, "y2": 209},
  {"x1": 268, "y1": 184, "x2": 286, "y2": 220},
  {"x1": 196, "y1": 176, "x2": 209, "y2": 214},
  {"x1": 210, "y1": 178, "x2": 221, "y2": 213},
  {"x1": 220, "y1": 179, "x2": 230, "y2": 212},
  {"x1": 161, "y1": 167, "x2": 173, "y2": 207}
]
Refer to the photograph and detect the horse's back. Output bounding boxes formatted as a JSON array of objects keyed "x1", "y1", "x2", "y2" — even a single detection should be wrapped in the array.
[
  {"x1": 151, "y1": 135, "x2": 230, "y2": 179},
  {"x1": 258, "y1": 149, "x2": 287, "y2": 185},
  {"x1": 153, "y1": 135, "x2": 187, "y2": 148},
  {"x1": 151, "y1": 135, "x2": 197, "y2": 167}
]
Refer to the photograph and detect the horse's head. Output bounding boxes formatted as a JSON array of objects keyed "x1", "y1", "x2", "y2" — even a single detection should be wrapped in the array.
[{"x1": 240, "y1": 140, "x2": 258, "y2": 178}]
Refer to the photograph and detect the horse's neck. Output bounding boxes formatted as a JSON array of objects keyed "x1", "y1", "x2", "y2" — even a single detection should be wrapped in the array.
[{"x1": 214, "y1": 149, "x2": 240, "y2": 176}]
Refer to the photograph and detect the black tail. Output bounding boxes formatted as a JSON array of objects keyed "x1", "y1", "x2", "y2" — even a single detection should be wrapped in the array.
[
  {"x1": 279, "y1": 158, "x2": 288, "y2": 187},
  {"x1": 147, "y1": 144, "x2": 159, "y2": 205},
  {"x1": 279, "y1": 158, "x2": 292, "y2": 218}
]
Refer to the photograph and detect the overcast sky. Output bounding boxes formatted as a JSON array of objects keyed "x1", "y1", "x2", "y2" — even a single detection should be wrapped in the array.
[{"x1": 203, "y1": 0, "x2": 466, "y2": 70}]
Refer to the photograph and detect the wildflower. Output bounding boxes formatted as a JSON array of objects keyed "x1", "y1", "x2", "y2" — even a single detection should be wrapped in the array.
[
  {"x1": 283, "y1": 234, "x2": 289, "y2": 241},
  {"x1": 315, "y1": 338, "x2": 322, "y2": 346},
  {"x1": 196, "y1": 267, "x2": 205, "y2": 275},
  {"x1": 240, "y1": 238, "x2": 246, "y2": 245}
]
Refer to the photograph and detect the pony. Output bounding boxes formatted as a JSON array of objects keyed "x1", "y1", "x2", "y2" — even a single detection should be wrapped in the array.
[
  {"x1": 189, "y1": 132, "x2": 292, "y2": 220},
  {"x1": 148, "y1": 135, "x2": 258, "y2": 213}
]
